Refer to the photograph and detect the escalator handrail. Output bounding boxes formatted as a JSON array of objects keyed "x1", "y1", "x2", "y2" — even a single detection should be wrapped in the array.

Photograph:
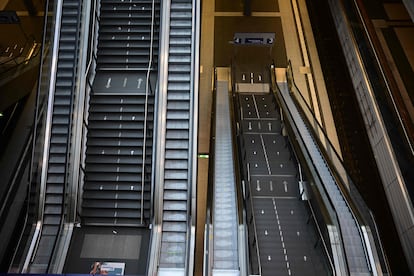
[
  {"x1": 46, "y1": 0, "x2": 83, "y2": 270},
  {"x1": 284, "y1": 60, "x2": 387, "y2": 274},
  {"x1": 147, "y1": 0, "x2": 170, "y2": 273},
  {"x1": 272, "y1": 67, "x2": 350, "y2": 274},
  {"x1": 23, "y1": 0, "x2": 83, "y2": 271},
  {"x1": 187, "y1": 0, "x2": 200, "y2": 273},
  {"x1": 44, "y1": 0, "x2": 83, "y2": 271},
  {"x1": 22, "y1": 0, "x2": 64, "y2": 271},
  {"x1": 270, "y1": 66, "x2": 337, "y2": 273},
  {"x1": 140, "y1": 0, "x2": 157, "y2": 226},
  {"x1": 286, "y1": 61, "x2": 367, "y2": 271},
  {"x1": 84, "y1": 0, "x2": 99, "y2": 81},
  {"x1": 75, "y1": 0, "x2": 99, "y2": 228}
]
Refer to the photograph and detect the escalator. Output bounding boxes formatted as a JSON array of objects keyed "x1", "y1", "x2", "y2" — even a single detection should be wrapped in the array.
[
  {"x1": 148, "y1": 0, "x2": 198, "y2": 273},
  {"x1": 81, "y1": 0, "x2": 160, "y2": 226},
  {"x1": 158, "y1": 0, "x2": 195, "y2": 270},
  {"x1": 22, "y1": 0, "x2": 82, "y2": 272}
]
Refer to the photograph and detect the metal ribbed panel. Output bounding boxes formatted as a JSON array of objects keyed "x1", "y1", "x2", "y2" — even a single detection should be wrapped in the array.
[
  {"x1": 212, "y1": 81, "x2": 239, "y2": 271},
  {"x1": 159, "y1": 0, "x2": 193, "y2": 268},
  {"x1": 29, "y1": 0, "x2": 81, "y2": 272}
]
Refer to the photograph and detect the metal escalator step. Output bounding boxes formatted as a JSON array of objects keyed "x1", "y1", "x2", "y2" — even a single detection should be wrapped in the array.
[
  {"x1": 166, "y1": 129, "x2": 189, "y2": 139},
  {"x1": 47, "y1": 164, "x2": 65, "y2": 174},
  {"x1": 97, "y1": 49, "x2": 152, "y2": 57},
  {"x1": 159, "y1": 251, "x2": 185, "y2": 266},
  {"x1": 169, "y1": 47, "x2": 191, "y2": 56},
  {"x1": 84, "y1": 183, "x2": 147, "y2": 192},
  {"x1": 44, "y1": 205, "x2": 62, "y2": 215},
  {"x1": 166, "y1": 110, "x2": 189, "y2": 120},
  {"x1": 87, "y1": 121, "x2": 144, "y2": 130},
  {"x1": 98, "y1": 33, "x2": 154, "y2": 41},
  {"x1": 100, "y1": 0, "x2": 151, "y2": 2},
  {"x1": 45, "y1": 195, "x2": 63, "y2": 205},
  {"x1": 61, "y1": 18, "x2": 77, "y2": 25},
  {"x1": 86, "y1": 144, "x2": 151, "y2": 154},
  {"x1": 86, "y1": 146, "x2": 143, "y2": 155},
  {"x1": 98, "y1": 19, "x2": 152, "y2": 26},
  {"x1": 35, "y1": 236, "x2": 56, "y2": 255},
  {"x1": 82, "y1": 191, "x2": 146, "y2": 201},
  {"x1": 168, "y1": 63, "x2": 191, "y2": 71},
  {"x1": 99, "y1": 27, "x2": 151, "y2": 35},
  {"x1": 84, "y1": 175, "x2": 145, "y2": 184},
  {"x1": 53, "y1": 88, "x2": 72, "y2": 97},
  {"x1": 164, "y1": 180, "x2": 187, "y2": 191},
  {"x1": 165, "y1": 160, "x2": 188, "y2": 170},
  {"x1": 49, "y1": 144, "x2": 67, "y2": 154},
  {"x1": 167, "y1": 92, "x2": 190, "y2": 101},
  {"x1": 170, "y1": 19, "x2": 191, "y2": 28},
  {"x1": 46, "y1": 175, "x2": 64, "y2": 185},
  {"x1": 58, "y1": 53, "x2": 75, "y2": 61},
  {"x1": 60, "y1": 35, "x2": 77, "y2": 42},
  {"x1": 164, "y1": 169, "x2": 188, "y2": 180},
  {"x1": 162, "y1": 221, "x2": 186, "y2": 232},
  {"x1": 51, "y1": 125, "x2": 69, "y2": 135},
  {"x1": 165, "y1": 140, "x2": 189, "y2": 150},
  {"x1": 89, "y1": 104, "x2": 149, "y2": 112},
  {"x1": 58, "y1": 43, "x2": 76, "y2": 51},
  {"x1": 50, "y1": 134, "x2": 69, "y2": 144},
  {"x1": 48, "y1": 155, "x2": 66, "y2": 164},
  {"x1": 168, "y1": 73, "x2": 190, "y2": 82},
  {"x1": 46, "y1": 184, "x2": 63, "y2": 194},
  {"x1": 163, "y1": 211, "x2": 187, "y2": 222},
  {"x1": 163, "y1": 200, "x2": 187, "y2": 211},
  {"x1": 41, "y1": 225, "x2": 59, "y2": 236},
  {"x1": 56, "y1": 62, "x2": 74, "y2": 70},
  {"x1": 87, "y1": 129, "x2": 144, "y2": 138},
  {"x1": 168, "y1": 82, "x2": 190, "y2": 92},
  {"x1": 85, "y1": 156, "x2": 141, "y2": 165},
  {"x1": 165, "y1": 149, "x2": 188, "y2": 159},
  {"x1": 89, "y1": 95, "x2": 151, "y2": 104},
  {"x1": 82, "y1": 217, "x2": 146, "y2": 226},
  {"x1": 166, "y1": 100, "x2": 190, "y2": 110},
  {"x1": 97, "y1": 57, "x2": 149, "y2": 67},
  {"x1": 88, "y1": 113, "x2": 146, "y2": 122},
  {"x1": 52, "y1": 115, "x2": 70, "y2": 125},
  {"x1": 166, "y1": 119, "x2": 189, "y2": 129},
  {"x1": 56, "y1": 70, "x2": 74, "y2": 79},
  {"x1": 63, "y1": 2, "x2": 79, "y2": 7},
  {"x1": 169, "y1": 28, "x2": 191, "y2": 36},
  {"x1": 82, "y1": 209, "x2": 141, "y2": 218},
  {"x1": 163, "y1": 190, "x2": 187, "y2": 200},
  {"x1": 162, "y1": 232, "x2": 186, "y2": 243},
  {"x1": 100, "y1": 13, "x2": 152, "y2": 20},
  {"x1": 169, "y1": 37, "x2": 191, "y2": 46},
  {"x1": 170, "y1": 12, "x2": 191, "y2": 18},
  {"x1": 100, "y1": 6, "x2": 153, "y2": 12},
  {"x1": 44, "y1": 215, "x2": 60, "y2": 225},
  {"x1": 160, "y1": 241, "x2": 186, "y2": 259},
  {"x1": 82, "y1": 200, "x2": 142, "y2": 209},
  {"x1": 85, "y1": 164, "x2": 143, "y2": 173}
]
